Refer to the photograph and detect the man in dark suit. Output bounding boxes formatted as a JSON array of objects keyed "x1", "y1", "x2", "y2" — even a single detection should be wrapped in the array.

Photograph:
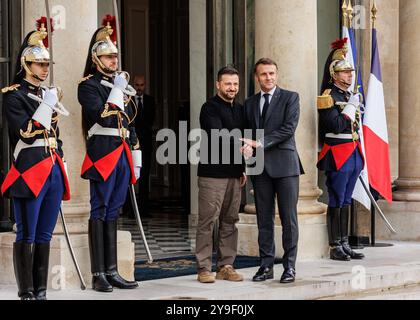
[
  {"x1": 241, "y1": 58, "x2": 304, "y2": 284},
  {"x1": 133, "y1": 75, "x2": 156, "y2": 217}
]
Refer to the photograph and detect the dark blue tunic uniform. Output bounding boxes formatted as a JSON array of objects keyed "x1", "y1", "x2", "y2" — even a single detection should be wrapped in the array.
[
  {"x1": 1, "y1": 80, "x2": 70, "y2": 243},
  {"x1": 317, "y1": 85, "x2": 364, "y2": 208},
  {"x1": 78, "y1": 71, "x2": 139, "y2": 221}
]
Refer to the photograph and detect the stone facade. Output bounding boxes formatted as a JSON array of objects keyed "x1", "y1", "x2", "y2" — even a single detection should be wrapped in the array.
[{"x1": 1, "y1": 0, "x2": 419, "y2": 290}]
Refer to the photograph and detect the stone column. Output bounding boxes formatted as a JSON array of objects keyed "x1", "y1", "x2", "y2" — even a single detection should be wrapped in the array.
[
  {"x1": 238, "y1": 0, "x2": 328, "y2": 260},
  {"x1": 0, "y1": 0, "x2": 135, "y2": 289},
  {"x1": 379, "y1": 0, "x2": 420, "y2": 240},
  {"x1": 189, "y1": 0, "x2": 207, "y2": 232}
]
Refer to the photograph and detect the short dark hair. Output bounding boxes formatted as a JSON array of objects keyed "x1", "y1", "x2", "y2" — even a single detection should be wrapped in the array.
[
  {"x1": 217, "y1": 65, "x2": 239, "y2": 81},
  {"x1": 254, "y1": 58, "x2": 278, "y2": 74}
]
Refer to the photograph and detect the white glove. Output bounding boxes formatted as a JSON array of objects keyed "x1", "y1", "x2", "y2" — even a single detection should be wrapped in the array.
[
  {"x1": 63, "y1": 161, "x2": 69, "y2": 177},
  {"x1": 132, "y1": 150, "x2": 142, "y2": 180},
  {"x1": 32, "y1": 88, "x2": 58, "y2": 131},
  {"x1": 134, "y1": 166, "x2": 141, "y2": 180},
  {"x1": 348, "y1": 93, "x2": 361, "y2": 107},
  {"x1": 342, "y1": 104, "x2": 357, "y2": 122},
  {"x1": 114, "y1": 73, "x2": 128, "y2": 90},
  {"x1": 107, "y1": 74, "x2": 128, "y2": 111},
  {"x1": 43, "y1": 87, "x2": 59, "y2": 107}
]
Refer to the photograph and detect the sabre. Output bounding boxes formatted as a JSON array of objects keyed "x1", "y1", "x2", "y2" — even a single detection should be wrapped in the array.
[
  {"x1": 358, "y1": 177, "x2": 397, "y2": 234},
  {"x1": 59, "y1": 209, "x2": 87, "y2": 290},
  {"x1": 129, "y1": 186, "x2": 153, "y2": 263},
  {"x1": 44, "y1": 0, "x2": 86, "y2": 289},
  {"x1": 45, "y1": 0, "x2": 53, "y2": 86},
  {"x1": 35, "y1": 0, "x2": 71, "y2": 117},
  {"x1": 112, "y1": 0, "x2": 153, "y2": 263},
  {"x1": 100, "y1": 78, "x2": 137, "y2": 97}
]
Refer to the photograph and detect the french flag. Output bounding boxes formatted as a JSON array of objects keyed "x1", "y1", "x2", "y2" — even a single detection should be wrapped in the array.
[
  {"x1": 343, "y1": 26, "x2": 371, "y2": 209},
  {"x1": 362, "y1": 28, "x2": 392, "y2": 203}
]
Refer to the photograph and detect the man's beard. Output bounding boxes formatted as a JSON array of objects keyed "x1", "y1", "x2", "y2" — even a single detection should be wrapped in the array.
[
  {"x1": 220, "y1": 91, "x2": 236, "y2": 101},
  {"x1": 105, "y1": 65, "x2": 118, "y2": 73}
]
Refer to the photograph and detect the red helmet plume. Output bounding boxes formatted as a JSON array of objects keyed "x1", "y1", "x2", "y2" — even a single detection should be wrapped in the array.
[
  {"x1": 102, "y1": 14, "x2": 117, "y2": 44},
  {"x1": 331, "y1": 38, "x2": 348, "y2": 50},
  {"x1": 36, "y1": 16, "x2": 54, "y2": 48}
]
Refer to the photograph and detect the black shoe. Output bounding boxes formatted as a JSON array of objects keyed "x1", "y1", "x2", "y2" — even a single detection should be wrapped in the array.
[
  {"x1": 20, "y1": 292, "x2": 36, "y2": 300},
  {"x1": 342, "y1": 242, "x2": 365, "y2": 260},
  {"x1": 92, "y1": 273, "x2": 113, "y2": 292},
  {"x1": 252, "y1": 267, "x2": 273, "y2": 282},
  {"x1": 104, "y1": 220, "x2": 139, "y2": 289},
  {"x1": 106, "y1": 272, "x2": 139, "y2": 289},
  {"x1": 280, "y1": 268, "x2": 296, "y2": 284},
  {"x1": 339, "y1": 206, "x2": 365, "y2": 260},
  {"x1": 330, "y1": 246, "x2": 351, "y2": 261}
]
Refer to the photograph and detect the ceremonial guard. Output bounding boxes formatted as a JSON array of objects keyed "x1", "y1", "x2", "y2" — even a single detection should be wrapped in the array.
[
  {"x1": 1, "y1": 18, "x2": 71, "y2": 300},
  {"x1": 317, "y1": 38, "x2": 365, "y2": 261},
  {"x1": 78, "y1": 16, "x2": 140, "y2": 292}
]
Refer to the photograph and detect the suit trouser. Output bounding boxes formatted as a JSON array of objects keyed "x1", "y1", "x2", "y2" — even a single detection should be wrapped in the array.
[
  {"x1": 252, "y1": 171, "x2": 299, "y2": 269},
  {"x1": 195, "y1": 177, "x2": 241, "y2": 272}
]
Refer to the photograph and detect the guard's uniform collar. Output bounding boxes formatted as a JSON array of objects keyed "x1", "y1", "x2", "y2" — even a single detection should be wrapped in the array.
[
  {"x1": 21, "y1": 79, "x2": 41, "y2": 94},
  {"x1": 94, "y1": 70, "x2": 113, "y2": 83}
]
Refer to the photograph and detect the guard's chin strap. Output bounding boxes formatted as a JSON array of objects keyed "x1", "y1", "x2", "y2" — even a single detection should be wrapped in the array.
[
  {"x1": 92, "y1": 54, "x2": 116, "y2": 75},
  {"x1": 333, "y1": 77, "x2": 352, "y2": 90},
  {"x1": 22, "y1": 62, "x2": 45, "y2": 83}
]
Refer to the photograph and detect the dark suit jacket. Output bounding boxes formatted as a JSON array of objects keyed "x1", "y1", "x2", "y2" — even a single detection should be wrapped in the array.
[
  {"x1": 244, "y1": 86, "x2": 304, "y2": 178},
  {"x1": 135, "y1": 94, "x2": 156, "y2": 150}
]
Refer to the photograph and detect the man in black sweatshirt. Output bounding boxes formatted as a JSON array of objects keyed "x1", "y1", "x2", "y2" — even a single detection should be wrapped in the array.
[{"x1": 196, "y1": 66, "x2": 247, "y2": 283}]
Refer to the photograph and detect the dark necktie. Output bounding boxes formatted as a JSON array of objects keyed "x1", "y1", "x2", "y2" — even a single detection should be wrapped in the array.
[
  {"x1": 261, "y1": 93, "x2": 270, "y2": 120},
  {"x1": 137, "y1": 96, "x2": 143, "y2": 112}
]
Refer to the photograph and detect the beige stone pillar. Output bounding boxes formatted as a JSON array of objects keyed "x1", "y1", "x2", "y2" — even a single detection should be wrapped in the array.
[
  {"x1": 378, "y1": 0, "x2": 420, "y2": 240},
  {"x1": 238, "y1": 0, "x2": 328, "y2": 260},
  {"x1": 0, "y1": 0, "x2": 135, "y2": 289},
  {"x1": 393, "y1": 0, "x2": 420, "y2": 201},
  {"x1": 189, "y1": 0, "x2": 207, "y2": 230}
]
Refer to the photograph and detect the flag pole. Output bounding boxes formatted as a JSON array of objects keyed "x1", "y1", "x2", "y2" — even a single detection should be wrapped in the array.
[
  {"x1": 342, "y1": 0, "x2": 349, "y2": 28},
  {"x1": 372, "y1": 0, "x2": 378, "y2": 29},
  {"x1": 347, "y1": 0, "x2": 354, "y2": 29}
]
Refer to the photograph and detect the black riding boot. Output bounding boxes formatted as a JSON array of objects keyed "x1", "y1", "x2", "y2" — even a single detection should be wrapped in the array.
[
  {"x1": 89, "y1": 219, "x2": 113, "y2": 292},
  {"x1": 33, "y1": 243, "x2": 50, "y2": 300},
  {"x1": 340, "y1": 206, "x2": 365, "y2": 259},
  {"x1": 104, "y1": 220, "x2": 139, "y2": 289},
  {"x1": 13, "y1": 242, "x2": 36, "y2": 300},
  {"x1": 327, "y1": 207, "x2": 350, "y2": 261}
]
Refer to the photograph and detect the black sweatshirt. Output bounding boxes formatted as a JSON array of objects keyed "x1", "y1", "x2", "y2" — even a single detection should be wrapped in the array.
[{"x1": 197, "y1": 95, "x2": 245, "y2": 179}]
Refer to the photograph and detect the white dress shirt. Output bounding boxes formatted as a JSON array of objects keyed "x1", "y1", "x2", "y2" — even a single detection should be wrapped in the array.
[{"x1": 259, "y1": 87, "x2": 277, "y2": 115}]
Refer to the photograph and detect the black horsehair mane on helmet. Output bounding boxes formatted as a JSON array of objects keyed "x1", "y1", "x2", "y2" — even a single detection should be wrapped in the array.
[
  {"x1": 12, "y1": 31, "x2": 36, "y2": 84},
  {"x1": 83, "y1": 28, "x2": 102, "y2": 78}
]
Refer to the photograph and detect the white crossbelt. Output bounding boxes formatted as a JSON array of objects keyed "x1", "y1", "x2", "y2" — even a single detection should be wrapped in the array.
[
  {"x1": 325, "y1": 133, "x2": 354, "y2": 140},
  {"x1": 87, "y1": 123, "x2": 130, "y2": 139},
  {"x1": 13, "y1": 138, "x2": 55, "y2": 160}
]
